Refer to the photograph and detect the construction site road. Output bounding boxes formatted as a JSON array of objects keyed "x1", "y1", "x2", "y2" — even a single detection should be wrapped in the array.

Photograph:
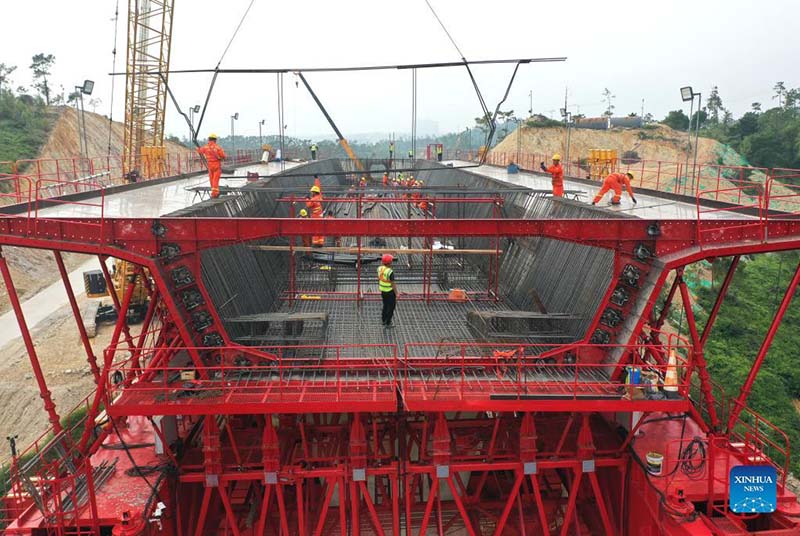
[{"x1": 0, "y1": 162, "x2": 298, "y2": 349}]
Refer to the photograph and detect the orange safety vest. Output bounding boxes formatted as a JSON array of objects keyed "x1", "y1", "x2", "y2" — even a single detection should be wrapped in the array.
[
  {"x1": 198, "y1": 141, "x2": 226, "y2": 165},
  {"x1": 306, "y1": 193, "x2": 323, "y2": 218}
]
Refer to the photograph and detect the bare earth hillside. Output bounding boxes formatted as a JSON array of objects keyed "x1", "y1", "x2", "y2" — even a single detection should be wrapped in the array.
[{"x1": 493, "y1": 124, "x2": 796, "y2": 207}]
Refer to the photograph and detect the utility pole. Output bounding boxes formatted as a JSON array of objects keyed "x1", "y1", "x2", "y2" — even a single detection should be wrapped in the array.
[
  {"x1": 259, "y1": 119, "x2": 265, "y2": 147},
  {"x1": 231, "y1": 112, "x2": 239, "y2": 163},
  {"x1": 528, "y1": 90, "x2": 533, "y2": 117},
  {"x1": 641, "y1": 98, "x2": 645, "y2": 124}
]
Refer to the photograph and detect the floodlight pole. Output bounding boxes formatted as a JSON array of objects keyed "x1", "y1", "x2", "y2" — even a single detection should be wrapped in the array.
[
  {"x1": 684, "y1": 97, "x2": 694, "y2": 194},
  {"x1": 691, "y1": 93, "x2": 702, "y2": 195}
]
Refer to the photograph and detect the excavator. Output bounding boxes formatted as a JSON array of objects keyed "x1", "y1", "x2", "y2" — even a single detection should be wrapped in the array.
[{"x1": 83, "y1": 260, "x2": 150, "y2": 329}]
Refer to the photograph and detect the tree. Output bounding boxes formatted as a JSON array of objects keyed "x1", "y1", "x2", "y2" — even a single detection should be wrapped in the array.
[
  {"x1": 662, "y1": 110, "x2": 690, "y2": 131},
  {"x1": 691, "y1": 109, "x2": 708, "y2": 128},
  {"x1": 735, "y1": 112, "x2": 760, "y2": 138},
  {"x1": 0, "y1": 63, "x2": 16, "y2": 92},
  {"x1": 30, "y1": 53, "x2": 55, "y2": 105},
  {"x1": 88, "y1": 98, "x2": 102, "y2": 113},
  {"x1": 602, "y1": 88, "x2": 615, "y2": 117},
  {"x1": 785, "y1": 88, "x2": 800, "y2": 110},
  {"x1": 751, "y1": 102, "x2": 762, "y2": 113},
  {"x1": 773, "y1": 81, "x2": 787, "y2": 108},
  {"x1": 706, "y1": 86, "x2": 724, "y2": 123},
  {"x1": 473, "y1": 112, "x2": 494, "y2": 132}
]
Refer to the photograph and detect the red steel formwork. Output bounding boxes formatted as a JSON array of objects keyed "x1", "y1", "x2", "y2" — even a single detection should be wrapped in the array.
[{"x1": 1, "y1": 171, "x2": 800, "y2": 535}]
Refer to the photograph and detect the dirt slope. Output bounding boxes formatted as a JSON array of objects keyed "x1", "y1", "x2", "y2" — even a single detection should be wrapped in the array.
[
  {"x1": 36, "y1": 106, "x2": 190, "y2": 164},
  {"x1": 494, "y1": 124, "x2": 797, "y2": 207}
]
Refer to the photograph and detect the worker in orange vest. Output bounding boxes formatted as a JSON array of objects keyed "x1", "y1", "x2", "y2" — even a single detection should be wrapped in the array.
[
  {"x1": 540, "y1": 154, "x2": 564, "y2": 197},
  {"x1": 197, "y1": 133, "x2": 226, "y2": 198},
  {"x1": 306, "y1": 185, "x2": 325, "y2": 246},
  {"x1": 592, "y1": 172, "x2": 637, "y2": 205},
  {"x1": 382, "y1": 172, "x2": 389, "y2": 187}
]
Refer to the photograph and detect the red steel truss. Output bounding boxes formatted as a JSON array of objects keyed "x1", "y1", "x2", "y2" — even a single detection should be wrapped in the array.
[{"x1": 2, "y1": 182, "x2": 800, "y2": 533}]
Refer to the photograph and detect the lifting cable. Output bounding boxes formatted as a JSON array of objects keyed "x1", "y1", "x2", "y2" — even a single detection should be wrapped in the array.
[
  {"x1": 106, "y1": 0, "x2": 121, "y2": 155},
  {"x1": 421, "y1": 0, "x2": 517, "y2": 165}
]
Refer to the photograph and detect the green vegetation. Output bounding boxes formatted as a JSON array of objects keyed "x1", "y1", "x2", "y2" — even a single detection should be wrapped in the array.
[
  {"x1": 660, "y1": 82, "x2": 800, "y2": 171},
  {"x1": 0, "y1": 91, "x2": 56, "y2": 165},
  {"x1": 687, "y1": 254, "x2": 800, "y2": 475},
  {"x1": 0, "y1": 55, "x2": 62, "y2": 167}
]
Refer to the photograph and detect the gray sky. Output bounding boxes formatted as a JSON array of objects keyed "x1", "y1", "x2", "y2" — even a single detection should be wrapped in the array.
[{"x1": 4, "y1": 0, "x2": 798, "y2": 141}]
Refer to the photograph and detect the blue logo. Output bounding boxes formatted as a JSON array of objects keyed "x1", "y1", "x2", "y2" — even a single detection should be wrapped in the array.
[{"x1": 730, "y1": 465, "x2": 776, "y2": 513}]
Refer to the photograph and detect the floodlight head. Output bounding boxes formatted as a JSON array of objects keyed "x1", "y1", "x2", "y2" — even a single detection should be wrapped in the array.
[
  {"x1": 680, "y1": 86, "x2": 694, "y2": 102},
  {"x1": 260, "y1": 119, "x2": 265, "y2": 125},
  {"x1": 81, "y1": 80, "x2": 94, "y2": 95},
  {"x1": 192, "y1": 105, "x2": 201, "y2": 113},
  {"x1": 233, "y1": 113, "x2": 239, "y2": 120},
  {"x1": 559, "y1": 108, "x2": 567, "y2": 117}
]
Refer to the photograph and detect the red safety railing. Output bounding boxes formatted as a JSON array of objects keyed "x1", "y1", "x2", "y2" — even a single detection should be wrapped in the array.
[
  {"x1": 727, "y1": 401, "x2": 791, "y2": 491},
  {"x1": 401, "y1": 338, "x2": 692, "y2": 404},
  {"x1": 105, "y1": 344, "x2": 399, "y2": 408},
  {"x1": 480, "y1": 149, "x2": 795, "y2": 204},
  {"x1": 0, "y1": 393, "x2": 101, "y2": 533},
  {"x1": 102, "y1": 334, "x2": 692, "y2": 410}
]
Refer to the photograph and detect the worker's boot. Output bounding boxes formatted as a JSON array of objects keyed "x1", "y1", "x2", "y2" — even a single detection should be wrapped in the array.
[{"x1": 611, "y1": 199, "x2": 621, "y2": 205}]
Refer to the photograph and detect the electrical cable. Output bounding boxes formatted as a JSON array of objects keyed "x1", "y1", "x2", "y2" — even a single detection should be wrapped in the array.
[
  {"x1": 627, "y1": 413, "x2": 707, "y2": 520},
  {"x1": 106, "y1": 0, "x2": 121, "y2": 155}
]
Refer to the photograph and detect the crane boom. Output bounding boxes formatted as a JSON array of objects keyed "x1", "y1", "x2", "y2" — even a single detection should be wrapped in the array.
[{"x1": 296, "y1": 72, "x2": 364, "y2": 171}]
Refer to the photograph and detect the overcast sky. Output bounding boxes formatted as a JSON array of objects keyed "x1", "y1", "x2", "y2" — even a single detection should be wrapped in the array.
[{"x1": 3, "y1": 0, "x2": 798, "y2": 141}]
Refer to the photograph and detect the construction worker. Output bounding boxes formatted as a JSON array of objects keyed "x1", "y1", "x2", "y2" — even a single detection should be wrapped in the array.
[
  {"x1": 298, "y1": 209, "x2": 311, "y2": 248},
  {"x1": 436, "y1": 144, "x2": 443, "y2": 162},
  {"x1": 592, "y1": 172, "x2": 637, "y2": 206},
  {"x1": 540, "y1": 154, "x2": 564, "y2": 197},
  {"x1": 310, "y1": 143, "x2": 318, "y2": 160},
  {"x1": 408, "y1": 149, "x2": 414, "y2": 159},
  {"x1": 389, "y1": 142, "x2": 395, "y2": 160},
  {"x1": 360, "y1": 176, "x2": 368, "y2": 189},
  {"x1": 378, "y1": 254, "x2": 398, "y2": 327},
  {"x1": 197, "y1": 134, "x2": 226, "y2": 198},
  {"x1": 417, "y1": 180, "x2": 429, "y2": 211},
  {"x1": 306, "y1": 185, "x2": 325, "y2": 246},
  {"x1": 382, "y1": 172, "x2": 389, "y2": 187}
]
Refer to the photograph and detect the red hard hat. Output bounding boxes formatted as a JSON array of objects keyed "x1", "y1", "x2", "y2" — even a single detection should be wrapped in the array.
[{"x1": 382, "y1": 254, "x2": 393, "y2": 264}]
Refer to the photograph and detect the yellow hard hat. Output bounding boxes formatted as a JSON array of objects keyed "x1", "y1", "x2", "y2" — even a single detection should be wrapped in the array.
[
  {"x1": 208, "y1": 133, "x2": 218, "y2": 140},
  {"x1": 299, "y1": 209, "x2": 308, "y2": 217},
  {"x1": 310, "y1": 185, "x2": 321, "y2": 193},
  {"x1": 552, "y1": 153, "x2": 561, "y2": 160}
]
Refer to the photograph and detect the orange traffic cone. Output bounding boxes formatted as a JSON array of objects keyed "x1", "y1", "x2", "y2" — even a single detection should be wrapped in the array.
[{"x1": 663, "y1": 349, "x2": 680, "y2": 399}]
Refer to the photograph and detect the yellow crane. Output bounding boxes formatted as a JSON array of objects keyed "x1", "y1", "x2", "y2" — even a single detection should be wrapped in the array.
[{"x1": 123, "y1": 0, "x2": 175, "y2": 178}]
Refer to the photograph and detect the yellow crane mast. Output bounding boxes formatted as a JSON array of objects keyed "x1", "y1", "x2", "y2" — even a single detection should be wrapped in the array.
[{"x1": 123, "y1": 0, "x2": 175, "y2": 178}]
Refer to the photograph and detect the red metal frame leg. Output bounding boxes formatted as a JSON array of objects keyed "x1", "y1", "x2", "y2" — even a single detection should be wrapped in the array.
[
  {"x1": 0, "y1": 247, "x2": 62, "y2": 433},
  {"x1": 54, "y1": 251, "x2": 100, "y2": 383},
  {"x1": 700, "y1": 255, "x2": 740, "y2": 346},
  {"x1": 677, "y1": 270, "x2": 720, "y2": 431}
]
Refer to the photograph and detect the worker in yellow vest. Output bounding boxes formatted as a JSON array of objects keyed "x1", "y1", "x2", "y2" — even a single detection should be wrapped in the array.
[{"x1": 378, "y1": 254, "x2": 398, "y2": 328}]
